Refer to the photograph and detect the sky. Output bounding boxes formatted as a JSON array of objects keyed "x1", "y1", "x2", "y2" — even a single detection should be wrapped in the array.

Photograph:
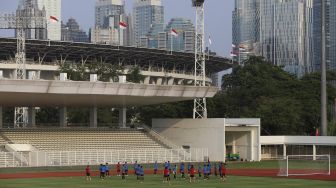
[{"x1": 0, "y1": 0, "x2": 234, "y2": 57}]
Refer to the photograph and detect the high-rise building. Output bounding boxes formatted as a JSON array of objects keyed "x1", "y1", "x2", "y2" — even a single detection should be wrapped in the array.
[
  {"x1": 133, "y1": 0, "x2": 164, "y2": 46},
  {"x1": 16, "y1": 0, "x2": 47, "y2": 40},
  {"x1": 61, "y1": 18, "x2": 89, "y2": 43},
  {"x1": 259, "y1": 0, "x2": 314, "y2": 77},
  {"x1": 164, "y1": 18, "x2": 195, "y2": 52},
  {"x1": 17, "y1": 0, "x2": 61, "y2": 41},
  {"x1": 313, "y1": 0, "x2": 336, "y2": 72},
  {"x1": 232, "y1": 0, "x2": 259, "y2": 51},
  {"x1": 93, "y1": 0, "x2": 131, "y2": 46},
  {"x1": 233, "y1": 0, "x2": 315, "y2": 77},
  {"x1": 331, "y1": 1, "x2": 336, "y2": 72}
]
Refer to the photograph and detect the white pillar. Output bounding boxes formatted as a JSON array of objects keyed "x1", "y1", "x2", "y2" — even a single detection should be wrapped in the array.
[
  {"x1": 144, "y1": 76, "x2": 150, "y2": 84},
  {"x1": 28, "y1": 107, "x2": 36, "y2": 128},
  {"x1": 232, "y1": 134, "x2": 236, "y2": 154},
  {"x1": 313, "y1": 145, "x2": 316, "y2": 161},
  {"x1": 59, "y1": 107, "x2": 67, "y2": 127},
  {"x1": 90, "y1": 106, "x2": 98, "y2": 128},
  {"x1": 283, "y1": 144, "x2": 287, "y2": 159},
  {"x1": 167, "y1": 78, "x2": 174, "y2": 85},
  {"x1": 119, "y1": 107, "x2": 126, "y2": 128},
  {"x1": 0, "y1": 70, "x2": 3, "y2": 79},
  {"x1": 156, "y1": 78, "x2": 163, "y2": 85},
  {"x1": 60, "y1": 73, "x2": 67, "y2": 81}
]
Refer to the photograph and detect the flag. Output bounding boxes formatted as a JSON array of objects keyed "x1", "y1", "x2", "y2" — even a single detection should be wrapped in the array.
[
  {"x1": 50, "y1": 16, "x2": 59, "y2": 22},
  {"x1": 230, "y1": 52, "x2": 237, "y2": 57},
  {"x1": 208, "y1": 36, "x2": 212, "y2": 45},
  {"x1": 232, "y1": 44, "x2": 236, "y2": 48},
  {"x1": 171, "y1": 28, "x2": 178, "y2": 37},
  {"x1": 119, "y1": 21, "x2": 127, "y2": 29}
]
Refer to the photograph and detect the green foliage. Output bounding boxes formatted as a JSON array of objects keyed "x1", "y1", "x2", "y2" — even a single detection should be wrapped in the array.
[
  {"x1": 58, "y1": 62, "x2": 124, "y2": 82},
  {"x1": 127, "y1": 66, "x2": 145, "y2": 83},
  {"x1": 210, "y1": 56, "x2": 336, "y2": 135}
]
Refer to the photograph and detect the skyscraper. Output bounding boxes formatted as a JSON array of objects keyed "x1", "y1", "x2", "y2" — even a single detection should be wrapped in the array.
[
  {"x1": 95, "y1": 0, "x2": 125, "y2": 28},
  {"x1": 92, "y1": 0, "x2": 131, "y2": 46},
  {"x1": 259, "y1": 0, "x2": 314, "y2": 77},
  {"x1": 133, "y1": 0, "x2": 164, "y2": 46},
  {"x1": 233, "y1": 0, "x2": 315, "y2": 77},
  {"x1": 36, "y1": 0, "x2": 61, "y2": 41},
  {"x1": 16, "y1": 0, "x2": 47, "y2": 40},
  {"x1": 232, "y1": 0, "x2": 259, "y2": 51},
  {"x1": 312, "y1": 0, "x2": 336, "y2": 72},
  {"x1": 165, "y1": 18, "x2": 195, "y2": 52},
  {"x1": 17, "y1": 0, "x2": 61, "y2": 41},
  {"x1": 61, "y1": 18, "x2": 89, "y2": 43},
  {"x1": 330, "y1": 1, "x2": 336, "y2": 71}
]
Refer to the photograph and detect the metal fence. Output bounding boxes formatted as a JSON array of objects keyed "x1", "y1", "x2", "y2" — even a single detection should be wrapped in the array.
[{"x1": 0, "y1": 148, "x2": 208, "y2": 168}]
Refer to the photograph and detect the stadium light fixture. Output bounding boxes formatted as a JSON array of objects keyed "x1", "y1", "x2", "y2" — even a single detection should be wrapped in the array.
[{"x1": 192, "y1": 0, "x2": 205, "y2": 7}]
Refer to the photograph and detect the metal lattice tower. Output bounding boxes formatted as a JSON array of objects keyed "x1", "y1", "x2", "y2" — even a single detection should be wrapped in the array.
[
  {"x1": 1, "y1": 2, "x2": 46, "y2": 127},
  {"x1": 192, "y1": 0, "x2": 207, "y2": 119}
]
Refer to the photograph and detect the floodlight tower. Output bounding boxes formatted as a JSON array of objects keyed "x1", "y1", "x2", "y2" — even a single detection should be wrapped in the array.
[
  {"x1": 192, "y1": 0, "x2": 207, "y2": 119},
  {"x1": 0, "y1": 1, "x2": 46, "y2": 127}
]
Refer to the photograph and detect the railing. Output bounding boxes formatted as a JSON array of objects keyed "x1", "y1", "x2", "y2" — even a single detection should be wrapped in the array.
[
  {"x1": 0, "y1": 148, "x2": 208, "y2": 168},
  {"x1": 141, "y1": 124, "x2": 180, "y2": 149}
]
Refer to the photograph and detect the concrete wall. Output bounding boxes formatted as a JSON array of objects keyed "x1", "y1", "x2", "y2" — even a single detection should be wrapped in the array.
[
  {"x1": 152, "y1": 118, "x2": 261, "y2": 162},
  {"x1": 152, "y1": 119, "x2": 226, "y2": 162}
]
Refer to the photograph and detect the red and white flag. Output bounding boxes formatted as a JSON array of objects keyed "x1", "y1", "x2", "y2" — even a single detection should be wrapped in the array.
[
  {"x1": 230, "y1": 51, "x2": 238, "y2": 57},
  {"x1": 50, "y1": 15, "x2": 59, "y2": 23},
  {"x1": 171, "y1": 28, "x2": 178, "y2": 37},
  {"x1": 119, "y1": 21, "x2": 127, "y2": 29}
]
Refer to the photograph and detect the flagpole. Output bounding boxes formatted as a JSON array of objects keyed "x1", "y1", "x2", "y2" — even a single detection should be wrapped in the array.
[
  {"x1": 171, "y1": 31, "x2": 173, "y2": 55},
  {"x1": 238, "y1": 48, "x2": 241, "y2": 66}
]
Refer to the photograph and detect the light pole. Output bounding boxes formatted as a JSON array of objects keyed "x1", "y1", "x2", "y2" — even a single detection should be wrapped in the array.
[{"x1": 321, "y1": 0, "x2": 327, "y2": 136}]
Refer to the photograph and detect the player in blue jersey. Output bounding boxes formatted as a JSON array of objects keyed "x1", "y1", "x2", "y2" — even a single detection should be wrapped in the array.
[
  {"x1": 180, "y1": 162, "x2": 185, "y2": 178},
  {"x1": 105, "y1": 163, "x2": 110, "y2": 177},
  {"x1": 172, "y1": 164, "x2": 177, "y2": 179},
  {"x1": 154, "y1": 161, "x2": 158, "y2": 174}
]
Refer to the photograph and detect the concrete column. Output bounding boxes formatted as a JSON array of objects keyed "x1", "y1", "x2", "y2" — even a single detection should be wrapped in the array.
[
  {"x1": 0, "y1": 70, "x2": 3, "y2": 79},
  {"x1": 313, "y1": 145, "x2": 316, "y2": 160},
  {"x1": 90, "y1": 106, "x2": 98, "y2": 128},
  {"x1": 232, "y1": 134, "x2": 236, "y2": 154},
  {"x1": 167, "y1": 78, "x2": 174, "y2": 85},
  {"x1": 119, "y1": 107, "x2": 126, "y2": 128},
  {"x1": 144, "y1": 76, "x2": 150, "y2": 84},
  {"x1": 59, "y1": 106, "x2": 67, "y2": 127},
  {"x1": 156, "y1": 78, "x2": 163, "y2": 85},
  {"x1": 0, "y1": 106, "x2": 3, "y2": 129},
  {"x1": 283, "y1": 144, "x2": 287, "y2": 159},
  {"x1": 28, "y1": 107, "x2": 36, "y2": 127}
]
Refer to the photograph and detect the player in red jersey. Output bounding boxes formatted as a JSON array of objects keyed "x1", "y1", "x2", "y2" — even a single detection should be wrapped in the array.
[
  {"x1": 85, "y1": 165, "x2": 91, "y2": 181},
  {"x1": 221, "y1": 162, "x2": 227, "y2": 182},
  {"x1": 189, "y1": 165, "x2": 196, "y2": 183},
  {"x1": 163, "y1": 167, "x2": 170, "y2": 185},
  {"x1": 116, "y1": 162, "x2": 121, "y2": 176}
]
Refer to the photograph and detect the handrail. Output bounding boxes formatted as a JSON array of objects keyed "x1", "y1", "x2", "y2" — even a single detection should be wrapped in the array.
[{"x1": 140, "y1": 124, "x2": 181, "y2": 149}]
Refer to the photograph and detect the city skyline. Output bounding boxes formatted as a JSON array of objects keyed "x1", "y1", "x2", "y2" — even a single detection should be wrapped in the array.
[{"x1": 0, "y1": 0, "x2": 234, "y2": 57}]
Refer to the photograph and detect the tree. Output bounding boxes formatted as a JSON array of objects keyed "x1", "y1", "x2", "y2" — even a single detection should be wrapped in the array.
[{"x1": 127, "y1": 66, "x2": 145, "y2": 83}]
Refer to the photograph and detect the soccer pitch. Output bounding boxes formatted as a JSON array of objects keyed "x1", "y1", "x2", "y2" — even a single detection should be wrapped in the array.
[{"x1": 0, "y1": 175, "x2": 335, "y2": 188}]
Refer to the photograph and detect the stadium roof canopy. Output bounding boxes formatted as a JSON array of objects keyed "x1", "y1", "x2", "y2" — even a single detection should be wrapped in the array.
[
  {"x1": 0, "y1": 80, "x2": 218, "y2": 107},
  {"x1": 0, "y1": 38, "x2": 231, "y2": 74}
]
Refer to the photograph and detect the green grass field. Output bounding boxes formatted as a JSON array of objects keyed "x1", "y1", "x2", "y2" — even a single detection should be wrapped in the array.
[
  {"x1": 0, "y1": 175, "x2": 335, "y2": 188},
  {"x1": 0, "y1": 161, "x2": 335, "y2": 174}
]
